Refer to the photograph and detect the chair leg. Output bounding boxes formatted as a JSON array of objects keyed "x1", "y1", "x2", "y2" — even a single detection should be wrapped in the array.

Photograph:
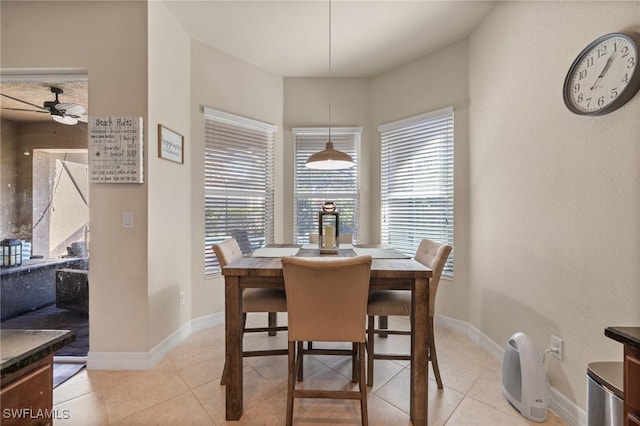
[
  {"x1": 429, "y1": 316, "x2": 443, "y2": 389},
  {"x1": 268, "y1": 312, "x2": 277, "y2": 336},
  {"x1": 367, "y1": 315, "x2": 375, "y2": 386},
  {"x1": 352, "y1": 342, "x2": 358, "y2": 383},
  {"x1": 378, "y1": 315, "x2": 388, "y2": 338},
  {"x1": 297, "y1": 341, "x2": 304, "y2": 382},
  {"x1": 358, "y1": 342, "x2": 369, "y2": 426},
  {"x1": 286, "y1": 341, "x2": 296, "y2": 426}
]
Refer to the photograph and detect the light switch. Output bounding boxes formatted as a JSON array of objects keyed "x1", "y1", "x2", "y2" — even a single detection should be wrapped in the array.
[{"x1": 122, "y1": 211, "x2": 133, "y2": 228}]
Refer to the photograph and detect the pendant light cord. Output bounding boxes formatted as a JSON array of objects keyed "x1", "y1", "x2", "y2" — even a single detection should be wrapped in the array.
[{"x1": 328, "y1": 0, "x2": 332, "y2": 142}]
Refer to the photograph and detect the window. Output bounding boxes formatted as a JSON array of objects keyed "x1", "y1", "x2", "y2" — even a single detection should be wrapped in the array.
[
  {"x1": 293, "y1": 127, "x2": 361, "y2": 243},
  {"x1": 379, "y1": 106, "x2": 454, "y2": 276},
  {"x1": 204, "y1": 107, "x2": 276, "y2": 275}
]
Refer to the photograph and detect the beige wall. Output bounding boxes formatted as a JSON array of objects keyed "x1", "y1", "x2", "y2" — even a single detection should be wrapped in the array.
[
  {"x1": 147, "y1": 1, "x2": 192, "y2": 348},
  {"x1": 469, "y1": 1, "x2": 640, "y2": 408},
  {"x1": 189, "y1": 41, "x2": 284, "y2": 318},
  {"x1": 1, "y1": 1, "x2": 150, "y2": 352},
  {"x1": 370, "y1": 40, "x2": 472, "y2": 322},
  {"x1": 283, "y1": 77, "x2": 372, "y2": 243}
]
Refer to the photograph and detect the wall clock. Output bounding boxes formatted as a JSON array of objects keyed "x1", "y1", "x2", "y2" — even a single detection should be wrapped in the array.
[{"x1": 563, "y1": 31, "x2": 640, "y2": 115}]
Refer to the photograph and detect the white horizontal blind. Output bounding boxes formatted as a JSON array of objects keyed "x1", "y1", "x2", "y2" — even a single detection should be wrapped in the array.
[
  {"x1": 204, "y1": 107, "x2": 276, "y2": 275},
  {"x1": 379, "y1": 106, "x2": 454, "y2": 276},
  {"x1": 293, "y1": 128, "x2": 360, "y2": 243}
]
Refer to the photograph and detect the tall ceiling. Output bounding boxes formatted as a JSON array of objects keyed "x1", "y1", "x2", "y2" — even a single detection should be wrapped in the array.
[
  {"x1": 0, "y1": 1, "x2": 494, "y2": 124},
  {"x1": 164, "y1": 0, "x2": 495, "y2": 77}
]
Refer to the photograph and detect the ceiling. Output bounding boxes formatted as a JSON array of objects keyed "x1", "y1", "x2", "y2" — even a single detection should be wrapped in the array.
[
  {"x1": 164, "y1": 0, "x2": 495, "y2": 77},
  {"x1": 0, "y1": 1, "x2": 494, "y2": 124}
]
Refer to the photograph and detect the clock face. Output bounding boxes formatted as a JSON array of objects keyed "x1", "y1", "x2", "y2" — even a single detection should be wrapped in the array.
[{"x1": 563, "y1": 32, "x2": 640, "y2": 115}]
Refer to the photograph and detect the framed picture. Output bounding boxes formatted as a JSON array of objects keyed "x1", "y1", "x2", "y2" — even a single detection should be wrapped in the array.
[{"x1": 158, "y1": 124, "x2": 184, "y2": 164}]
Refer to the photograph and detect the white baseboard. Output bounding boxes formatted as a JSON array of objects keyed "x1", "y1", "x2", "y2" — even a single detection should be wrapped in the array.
[
  {"x1": 434, "y1": 314, "x2": 586, "y2": 426},
  {"x1": 550, "y1": 385, "x2": 586, "y2": 426},
  {"x1": 86, "y1": 312, "x2": 225, "y2": 371},
  {"x1": 191, "y1": 311, "x2": 225, "y2": 332}
]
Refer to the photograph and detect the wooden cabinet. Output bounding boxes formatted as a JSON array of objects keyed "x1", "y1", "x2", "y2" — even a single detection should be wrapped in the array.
[
  {"x1": 626, "y1": 345, "x2": 640, "y2": 426},
  {"x1": 1, "y1": 330, "x2": 75, "y2": 425},
  {"x1": 0, "y1": 355, "x2": 53, "y2": 426}
]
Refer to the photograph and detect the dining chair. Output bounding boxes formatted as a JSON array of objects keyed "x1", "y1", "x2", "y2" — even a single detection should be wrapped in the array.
[
  {"x1": 212, "y1": 238, "x2": 288, "y2": 385},
  {"x1": 306, "y1": 232, "x2": 355, "y2": 356},
  {"x1": 229, "y1": 229, "x2": 254, "y2": 254},
  {"x1": 366, "y1": 238, "x2": 452, "y2": 388},
  {"x1": 308, "y1": 233, "x2": 353, "y2": 244},
  {"x1": 282, "y1": 255, "x2": 372, "y2": 426}
]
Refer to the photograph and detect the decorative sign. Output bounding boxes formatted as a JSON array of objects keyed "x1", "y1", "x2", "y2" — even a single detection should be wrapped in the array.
[
  {"x1": 158, "y1": 124, "x2": 184, "y2": 164},
  {"x1": 89, "y1": 116, "x2": 144, "y2": 183}
]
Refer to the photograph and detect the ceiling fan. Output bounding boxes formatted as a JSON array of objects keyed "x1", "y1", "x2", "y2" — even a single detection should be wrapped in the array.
[{"x1": 1, "y1": 86, "x2": 87, "y2": 125}]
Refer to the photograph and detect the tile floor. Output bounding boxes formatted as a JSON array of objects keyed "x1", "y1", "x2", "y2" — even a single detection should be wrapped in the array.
[{"x1": 53, "y1": 315, "x2": 567, "y2": 425}]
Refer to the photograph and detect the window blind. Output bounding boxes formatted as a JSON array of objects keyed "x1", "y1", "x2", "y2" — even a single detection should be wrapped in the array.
[
  {"x1": 204, "y1": 107, "x2": 276, "y2": 275},
  {"x1": 379, "y1": 106, "x2": 454, "y2": 276},
  {"x1": 293, "y1": 127, "x2": 361, "y2": 244}
]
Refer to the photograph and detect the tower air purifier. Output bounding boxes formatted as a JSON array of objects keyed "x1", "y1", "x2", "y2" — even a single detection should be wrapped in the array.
[{"x1": 502, "y1": 332, "x2": 550, "y2": 422}]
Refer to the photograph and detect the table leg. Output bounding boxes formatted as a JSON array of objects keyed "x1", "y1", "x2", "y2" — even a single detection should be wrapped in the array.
[
  {"x1": 410, "y1": 277, "x2": 429, "y2": 426},
  {"x1": 268, "y1": 312, "x2": 277, "y2": 336},
  {"x1": 225, "y1": 276, "x2": 243, "y2": 420}
]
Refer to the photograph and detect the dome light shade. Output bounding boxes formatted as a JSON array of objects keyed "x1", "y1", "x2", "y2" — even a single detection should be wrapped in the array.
[{"x1": 305, "y1": 141, "x2": 354, "y2": 170}]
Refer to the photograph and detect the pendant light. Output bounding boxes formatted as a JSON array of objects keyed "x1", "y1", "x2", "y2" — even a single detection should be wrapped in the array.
[{"x1": 305, "y1": 0, "x2": 355, "y2": 170}]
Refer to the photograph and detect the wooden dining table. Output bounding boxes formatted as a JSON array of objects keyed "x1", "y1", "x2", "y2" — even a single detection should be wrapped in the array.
[{"x1": 222, "y1": 244, "x2": 433, "y2": 425}]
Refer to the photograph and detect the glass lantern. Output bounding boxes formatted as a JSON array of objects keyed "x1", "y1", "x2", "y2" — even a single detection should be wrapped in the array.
[
  {"x1": 1, "y1": 239, "x2": 23, "y2": 268},
  {"x1": 318, "y1": 202, "x2": 340, "y2": 254}
]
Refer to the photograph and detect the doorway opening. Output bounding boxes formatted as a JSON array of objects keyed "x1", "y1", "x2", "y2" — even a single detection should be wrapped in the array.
[{"x1": 0, "y1": 70, "x2": 89, "y2": 360}]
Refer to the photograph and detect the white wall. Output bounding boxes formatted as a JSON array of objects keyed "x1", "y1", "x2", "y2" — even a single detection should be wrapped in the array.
[
  {"x1": 371, "y1": 40, "x2": 472, "y2": 322},
  {"x1": 147, "y1": 1, "x2": 192, "y2": 348},
  {"x1": 469, "y1": 1, "x2": 640, "y2": 408},
  {"x1": 1, "y1": 1, "x2": 150, "y2": 353},
  {"x1": 189, "y1": 41, "x2": 284, "y2": 318},
  {"x1": 283, "y1": 77, "x2": 372, "y2": 243}
]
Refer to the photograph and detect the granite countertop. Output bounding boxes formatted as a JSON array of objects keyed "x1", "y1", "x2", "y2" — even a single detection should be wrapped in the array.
[
  {"x1": 605, "y1": 326, "x2": 640, "y2": 349},
  {"x1": 0, "y1": 257, "x2": 87, "y2": 277},
  {"x1": 1, "y1": 329, "x2": 76, "y2": 377}
]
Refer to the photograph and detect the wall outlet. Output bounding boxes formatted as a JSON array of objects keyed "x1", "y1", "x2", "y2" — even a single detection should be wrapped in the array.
[
  {"x1": 551, "y1": 335, "x2": 563, "y2": 361},
  {"x1": 179, "y1": 291, "x2": 185, "y2": 307}
]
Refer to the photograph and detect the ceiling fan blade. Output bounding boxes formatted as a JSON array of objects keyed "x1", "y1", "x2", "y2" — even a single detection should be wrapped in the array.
[
  {"x1": 2, "y1": 107, "x2": 49, "y2": 113},
  {"x1": 56, "y1": 103, "x2": 86, "y2": 117},
  {"x1": 1, "y1": 93, "x2": 48, "y2": 111},
  {"x1": 52, "y1": 115, "x2": 78, "y2": 125}
]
